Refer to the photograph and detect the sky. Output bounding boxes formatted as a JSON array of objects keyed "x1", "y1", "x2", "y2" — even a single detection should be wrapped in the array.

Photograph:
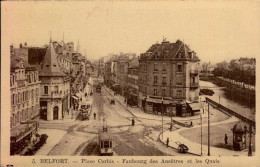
[{"x1": 2, "y1": 1, "x2": 260, "y2": 63}]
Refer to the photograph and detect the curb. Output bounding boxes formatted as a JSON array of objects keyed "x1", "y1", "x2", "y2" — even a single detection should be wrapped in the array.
[
  {"x1": 158, "y1": 130, "x2": 201, "y2": 156},
  {"x1": 104, "y1": 87, "x2": 205, "y2": 126},
  {"x1": 39, "y1": 111, "x2": 81, "y2": 125}
]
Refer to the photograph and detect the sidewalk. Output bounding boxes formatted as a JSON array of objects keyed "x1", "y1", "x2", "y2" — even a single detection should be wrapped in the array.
[
  {"x1": 35, "y1": 129, "x2": 66, "y2": 155},
  {"x1": 104, "y1": 86, "x2": 207, "y2": 123},
  {"x1": 39, "y1": 109, "x2": 81, "y2": 125},
  {"x1": 159, "y1": 116, "x2": 254, "y2": 156}
]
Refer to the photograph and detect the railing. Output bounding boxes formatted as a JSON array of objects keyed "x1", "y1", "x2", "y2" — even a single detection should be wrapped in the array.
[
  {"x1": 172, "y1": 119, "x2": 192, "y2": 128},
  {"x1": 206, "y1": 97, "x2": 255, "y2": 127}
]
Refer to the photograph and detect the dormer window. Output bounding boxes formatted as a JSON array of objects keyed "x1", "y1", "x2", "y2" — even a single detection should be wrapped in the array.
[{"x1": 178, "y1": 52, "x2": 182, "y2": 58}]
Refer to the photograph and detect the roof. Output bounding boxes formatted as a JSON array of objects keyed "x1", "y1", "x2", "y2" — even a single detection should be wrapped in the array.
[
  {"x1": 39, "y1": 40, "x2": 66, "y2": 77},
  {"x1": 99, "y1": 131, "x2": 112, "y2": 140},
  {"x1": 140, "y1": 40, "x2": 200, "y2": 61},
  {"x1": 232, "y1": 121, "x2": 246, "y2": 132},
  {"x1": 187, "y1": 102, "x2": 201, "y2": 111}
]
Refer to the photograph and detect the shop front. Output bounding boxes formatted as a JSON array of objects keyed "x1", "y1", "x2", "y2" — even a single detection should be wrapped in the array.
[{"x1": 10, "y1": 122, "x2": 38, "y2": 155}]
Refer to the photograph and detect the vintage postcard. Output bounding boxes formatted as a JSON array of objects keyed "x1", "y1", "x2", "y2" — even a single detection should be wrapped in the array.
[{"x1": 1, "y1": 1, "x2": 259, "y2": 167}]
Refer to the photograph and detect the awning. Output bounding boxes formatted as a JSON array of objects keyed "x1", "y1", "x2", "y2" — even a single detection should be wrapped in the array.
[
  {"x1": 72, "y1": 96, "x2": 79, "y2": 100},
  {"x1": 146, "y1": 97, "x2": 171, "y2": 104},
  {"x1": 187, "y1": 102, "x2": 201, "y2": 111},
  {"x1": 11, "y1": 123, "x2": 37, "y2": 143}
]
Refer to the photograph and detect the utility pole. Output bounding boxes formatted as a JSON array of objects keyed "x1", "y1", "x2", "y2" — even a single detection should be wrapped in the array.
[
  {"x1": 162, "y1": 96, "x2": 164, "y2": 140},
  {"x1": 201, "y1": 110, "x2": 203, "y2": 155},
  {"x1": 208, "y1": 102, "x2": 210, "y2": 156},
  {"x1": 248, "y1": 125, "x2": 252, "y2": 156}
]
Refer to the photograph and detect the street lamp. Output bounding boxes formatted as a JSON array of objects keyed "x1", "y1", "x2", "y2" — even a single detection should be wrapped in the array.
[
  {"x1": 248, "y1": 125, "x2": 252, "y2": 156},
  {"x1": 207, "y1": 100, "x2": 210, "y2": 156},
  {"x1": 244, "y1": 125, "x2": 247, "y2": 149},
  {"x1": 161, "y1": 96, "x2": 164, "y2": 140}
]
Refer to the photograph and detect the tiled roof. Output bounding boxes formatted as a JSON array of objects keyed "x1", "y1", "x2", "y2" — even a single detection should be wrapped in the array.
[
  {"x1": 39, "y1": 40, "x2": 65, "y2": 77},
  {"x1": 140, "y1": 40, "x2": 199, "y2": 61}
]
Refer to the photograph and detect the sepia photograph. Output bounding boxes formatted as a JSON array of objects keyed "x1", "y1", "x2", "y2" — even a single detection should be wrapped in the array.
[{"x1": 1, "y1": 1, "x2": 259, "y2": 166}]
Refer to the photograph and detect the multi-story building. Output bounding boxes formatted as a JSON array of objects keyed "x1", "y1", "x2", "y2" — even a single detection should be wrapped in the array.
[
  {"x1": 104, "y1": 55, "x2": 118, "y2": 87},
  {"x1": 39, "y1": 39, "x2": 71, "y2": 120},
  {"x1": 10, "y1": 59, "x2": 41, "y2": 154},
  {"x1": 126, "y1": 57, "x2": 139, "y2": 106},
  {"x1": 138, "y1": 39, "x2": 200, "y2": 116}
]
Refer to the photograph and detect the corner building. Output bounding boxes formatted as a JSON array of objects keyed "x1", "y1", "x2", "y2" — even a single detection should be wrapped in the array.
[{"x1": 138, "y1": 39, "x2": 200, "y2": 116}]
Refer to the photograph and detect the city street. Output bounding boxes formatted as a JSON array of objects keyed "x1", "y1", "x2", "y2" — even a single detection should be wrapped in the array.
[{"x1": 39, "y1": 78, "x2": 181, "y2": 156}]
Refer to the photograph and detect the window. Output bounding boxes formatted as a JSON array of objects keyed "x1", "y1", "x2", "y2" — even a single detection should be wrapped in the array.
[
  {"x1": 26, "y1": 91, "x2": 28, "y2": 101},
  {"x1": 162, "y1": 89, "x2": 166, "y2": 96},
  {"x1": 11, "y1": 94, "x2": 14, "y2": 105},
  {"x1": 18, "y1": 93, "x2": 20, "y2": 104},
  {"x1": 23, "y1": 91, "x2": 25, "y2": 102},
  {"x1": 154, "y1": 63, "x2": 158, "y2": 71},
  {"x1": 192, "y1": 77, "x2": 195, "y2": 83},
  {"x1": 178, "y1": 52, "x2": 182, "y2": 58},
  {"x1": 162, "y1": 77, "x2": 166, "y2": 84},
  {"x1": 154, "y1": 89, "x2": 157, "y2": 96},
  {"x1": 163, "y1": 63, "x2": 166, "y2": 71},
  {"x1": 176, "y1": 75, "x2": 183, "y2": 85},
  {"x1": 36, "y1": 88, "x2": 39, "y2": 96},
  {"x1": 44, "y1": 86, "x2": 48, "y2": 95},
  {"x1": 154, "y1": 75, "x2": 158, "y2": 83},
  {"x1": 177, "y1": 64, "x2": 182, "y2": 72},
  {"x1": 177, "y1": 90, "x2": 182, "y2": 98},
  {"x1": 31, "y1": 89, "x2": 34, "y2": 99},
  {"x1": 104, "y1": 140, "x2": 109, "y2": 148},
  {"x1": 54, "y1": 86, "x2": 59, "y2": 93},
  {"x1": 17, "y1": 111, "x2": 20, "y2": 124}
]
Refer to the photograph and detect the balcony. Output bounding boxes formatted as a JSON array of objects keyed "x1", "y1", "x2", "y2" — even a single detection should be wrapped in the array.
[
  {"x1": 190, "y1": 82, "x2": 199, "y2": 88},
  {"x1": 51, "y1": 91, "x2": 63, "y2": 98},
  {"x1": 190, "y1": 69, "x2": 199, "y2": 76}
]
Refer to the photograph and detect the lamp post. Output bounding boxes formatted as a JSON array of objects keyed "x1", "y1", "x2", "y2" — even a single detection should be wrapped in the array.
[
  {"x1": 162, "y1": 96, "x2": 164, "y2": 140},
  {"x1": 199, "y1": 98, "x2": 205, "y2": 156},
  {"x1": 248, "y1": 125, "x2": 252, "y2": 156},
  {"x1": 208, "y1": 102, "x2": 210, "y2": 156},
  {"x1": 244, "y1": 125, "x2": 247, "y2": 149}
]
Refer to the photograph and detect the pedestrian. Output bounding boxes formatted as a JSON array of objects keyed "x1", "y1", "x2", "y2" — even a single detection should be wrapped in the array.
[
  {"x1": 225, "y1": 134, "x2": 228, "y2": 145},
  {"x1": 166, "y1": 138, "x2": 169, "y2": 147},
  {"x1": 190, "y1": 121, "x2": 193, "y2": 127},
  {"x1": 94, "y1": 112, "x2": 96, "y2": 120},
  {"x1": 132, "y1": 118, "x2": 135, "y2": 126}
]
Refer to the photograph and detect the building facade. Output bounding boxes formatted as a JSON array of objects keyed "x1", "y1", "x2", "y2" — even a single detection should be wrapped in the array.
[
  {"x1": 10, "y1": 60, "x2": 40, "y2": 154},
  {"x1": 39, "y1": 39, "x2": 71, "y2": 120},
  {"x1": 138, "y1": 39, "x2": 200, "y2": 116}
]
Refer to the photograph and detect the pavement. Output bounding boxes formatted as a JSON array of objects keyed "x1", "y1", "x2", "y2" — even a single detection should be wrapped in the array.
[
  {"x1": 159, "y1": 115, "x2": 255, "y2": 156},
  {"x1": 104, "y1": 86, "x2": 207, "y2": 123},
  {"x1": 104, "y1": 86, "x2": 255, "y2": 156},
  {"x1": 35, "y1": 129, "x2": 67, "y2": 155}
]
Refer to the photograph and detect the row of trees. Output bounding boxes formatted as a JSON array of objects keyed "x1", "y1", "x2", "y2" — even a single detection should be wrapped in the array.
[{"x1": 212, "y1": 58, "x2": 255, "y2": 85}]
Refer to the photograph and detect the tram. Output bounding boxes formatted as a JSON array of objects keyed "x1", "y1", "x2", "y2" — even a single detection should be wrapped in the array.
[
  {"x1": 98, "y1": 127, "x2": 113, "y2": 156},
  {"x1": 80, "y1": 99, "x2": 92, "y2": 120},
  {"x1": 96, "y1": 85, "x2": 101, "y2": 93}
]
